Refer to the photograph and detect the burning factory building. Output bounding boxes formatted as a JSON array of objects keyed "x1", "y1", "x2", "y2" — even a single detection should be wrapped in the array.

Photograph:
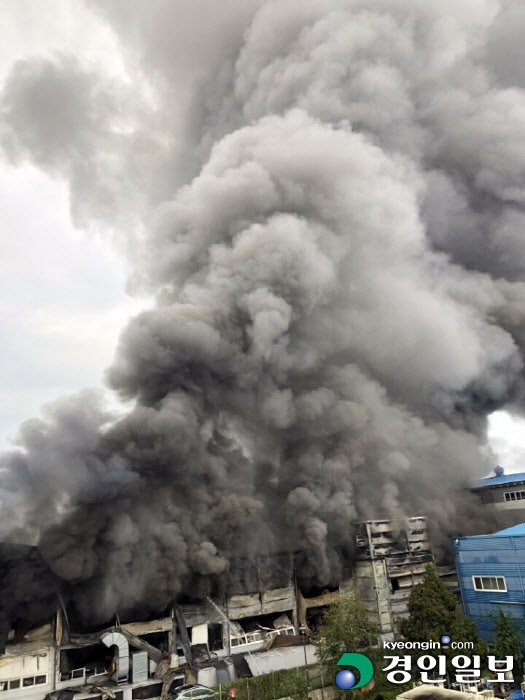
[
  {"x1": 0, "y1": 546, "x2": 298, "y2": 698},
  {"x1": 0, "y1": 547, "x2": 319, "y2": 698},
  {"x1": 0, "y1": 517, "x2": 458, "y2": 699}
]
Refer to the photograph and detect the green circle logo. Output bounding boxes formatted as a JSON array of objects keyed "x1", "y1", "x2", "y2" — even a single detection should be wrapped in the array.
[{"x1": 336, "y1": 653, "x2": 374, "y2": 690}]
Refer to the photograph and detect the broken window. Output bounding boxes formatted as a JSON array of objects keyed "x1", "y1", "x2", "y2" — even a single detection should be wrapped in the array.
[
  {"x1": 138, "y1": 631, "x2": 169, "y2": 653},
  {"x1": 208, "y1": 623, "x2": 223, "y2": 652},
  {"x1": 59, "y1": 643, "x2": 108, "y2": 681},
  {"x1": 227, "y1": 612, "x2": 296, "y2": 651},
  {"x1": 13, "y1": 675, "x2": 48, "y2": 689},
  {"x1": 305, "y1": 606, "x2": 327, "y2": 632}
]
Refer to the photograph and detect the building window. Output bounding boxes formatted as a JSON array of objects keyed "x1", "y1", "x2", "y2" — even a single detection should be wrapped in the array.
[
  {"x1": 208, "y1": 623, "x2": 224, "y2": 652},
  {"x1": 472, "y1": 576, "x2": 507, "y2": 592},
  {"x1": 504, "y1": 491, "x2": 525, "y2": 501}
]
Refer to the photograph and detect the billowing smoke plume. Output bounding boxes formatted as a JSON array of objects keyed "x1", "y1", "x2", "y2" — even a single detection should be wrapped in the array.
[{"x1": 2, "y1": 0, "x2": 525, "y2": 623}]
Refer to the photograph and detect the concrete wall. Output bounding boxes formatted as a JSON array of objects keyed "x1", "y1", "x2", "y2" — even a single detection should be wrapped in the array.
[
  {"x1": 245, "y1": 645, "x2": 318, "y2": 675},
  {"x1": 0, "y1": 649, "x2": 54, "y2": 699}
]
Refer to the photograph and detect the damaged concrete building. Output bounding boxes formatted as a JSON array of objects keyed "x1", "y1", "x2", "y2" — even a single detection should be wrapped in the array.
[
  {"x1": 352, "y1": 517, "x2": 437, "y2": 642},
  {"x1": 0, "y1": 516, "x2": 449, "y2": 699},
  {"x1": 0, "y1": 551, "x2": 318, "y2": 700}
]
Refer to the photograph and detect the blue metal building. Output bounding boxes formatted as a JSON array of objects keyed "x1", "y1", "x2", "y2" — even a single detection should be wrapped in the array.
[
  {"x1": 472, "y1": 467, "x2": 525, "y2": 525},
  {"x1": 452, "y1": 524, "x2": 525, "y2": 643}
]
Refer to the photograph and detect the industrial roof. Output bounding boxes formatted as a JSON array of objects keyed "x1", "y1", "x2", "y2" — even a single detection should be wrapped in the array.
[
  {"x1": 492, "y1": 524, "x2": 525, "y2": 537},
  {"x1": 472, "y1": 470, "x2": 525, "y2": 489},
  {"x1": 453, "y1": 523, "x2": 525, "y2": 543}
]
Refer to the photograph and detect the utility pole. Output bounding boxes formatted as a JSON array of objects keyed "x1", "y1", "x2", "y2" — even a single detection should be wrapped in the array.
[{"x1": 299, "y1": 625, "x2": 309, "y2": 691}]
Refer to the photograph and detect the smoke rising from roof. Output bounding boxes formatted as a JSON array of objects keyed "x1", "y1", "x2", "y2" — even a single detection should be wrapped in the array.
[{"x1": 2, "y1": 0, "x2": 525, "y2": 622}]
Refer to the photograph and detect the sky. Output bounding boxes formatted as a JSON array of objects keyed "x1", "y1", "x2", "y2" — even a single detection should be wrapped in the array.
[
  {"x1": 0, "y1": 1, "x2": 147, "y2": 449},
  {"x1": 0, "y1": 0, "x2": 524, "y2": 476},
  {"x1": 487, "y1": 411, "x2": 525, "y2": 474},
  {"x1": 0, "y1": 167, "x2": 145, "y2": 448}
]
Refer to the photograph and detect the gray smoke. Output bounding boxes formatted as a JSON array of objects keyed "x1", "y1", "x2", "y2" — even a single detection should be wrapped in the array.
[{"x1": 2, "y1": 0, "x2": 525, "y2": 622}]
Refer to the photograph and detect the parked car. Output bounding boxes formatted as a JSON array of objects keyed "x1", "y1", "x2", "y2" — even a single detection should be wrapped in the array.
[{"x1": 169, "y1": 682, "x2": 218, "y2": 699}]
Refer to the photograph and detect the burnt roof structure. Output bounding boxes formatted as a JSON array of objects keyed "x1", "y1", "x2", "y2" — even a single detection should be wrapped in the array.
[{"x1": 0, "y1": 543, "x2": 60, "y2": 653}]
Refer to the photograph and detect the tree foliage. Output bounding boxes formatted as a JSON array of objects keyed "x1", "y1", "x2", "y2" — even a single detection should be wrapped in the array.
[
  {"x1": 314, "y1": 590, "x2": 378, "y2": 676},
  {"x1": 492, "y1": 608, "x2": 523, "y2": 684},
  {"x1": 399, "y1": 564, "x2": 488, "y2": 660}
]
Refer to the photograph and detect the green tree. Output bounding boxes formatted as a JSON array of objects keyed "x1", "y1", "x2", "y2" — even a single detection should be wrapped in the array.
[
  {"x1": 315, "y1": 590, "x2": 379, "y2": 678},
  {"x1": 399, "y1": 564, "x2": 488, "y2": 661},
  {"x1": 491, "y1": 608, "x2": 523, "y2": 685}
]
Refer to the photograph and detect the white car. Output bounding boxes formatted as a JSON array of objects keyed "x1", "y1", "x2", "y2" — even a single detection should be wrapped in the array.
[{"x1": 169, "y1": 683, "x2": 218, "y2": 699}]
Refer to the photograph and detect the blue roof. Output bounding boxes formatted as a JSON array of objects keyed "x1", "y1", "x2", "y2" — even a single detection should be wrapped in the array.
[
  {"x1": 452, "y1": 523, "x2": 525, "y2": 543},
  {"x1": 493, "y1": 524, "x2": 525, "y2": 537},
  {"x1": 472, "y1": 471, "x2": 525, "y2": 489}
]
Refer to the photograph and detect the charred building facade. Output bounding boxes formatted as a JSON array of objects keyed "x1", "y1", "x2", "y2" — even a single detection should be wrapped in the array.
[
  {"x1": 352, "y1": 517, "x2": 440, "y2": 642},
  {"x1": 0, "y1": 517, "x2": 453, "y2": 699},
  {"x1": 0, "y1": 551, "x2": 319, "y2": 700}
]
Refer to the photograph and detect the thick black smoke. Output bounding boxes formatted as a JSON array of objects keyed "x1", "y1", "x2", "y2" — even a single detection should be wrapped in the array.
[{"x1": 2, "y1": 0, "x2": 525, "y2": 623}]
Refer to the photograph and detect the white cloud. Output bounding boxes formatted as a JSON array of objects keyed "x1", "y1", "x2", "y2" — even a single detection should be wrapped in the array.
[
  {"x1": 0, "y1": 0, "x2": 126, "y2": 83},
  {"x1": 488, "y1": 410, "x2": 525, "y2": 474},
  {"x1": 0, "y1": 165, "x2": 146, "y2": 448}
]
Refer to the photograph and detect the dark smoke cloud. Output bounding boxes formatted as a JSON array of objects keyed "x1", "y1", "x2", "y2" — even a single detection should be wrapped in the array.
[
  {"x1": 0, "y1": 51, "x2": 162, "y2": 255},
  {"x1": 2, "y1": 0, "x2": 525, "y2": 622}
]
